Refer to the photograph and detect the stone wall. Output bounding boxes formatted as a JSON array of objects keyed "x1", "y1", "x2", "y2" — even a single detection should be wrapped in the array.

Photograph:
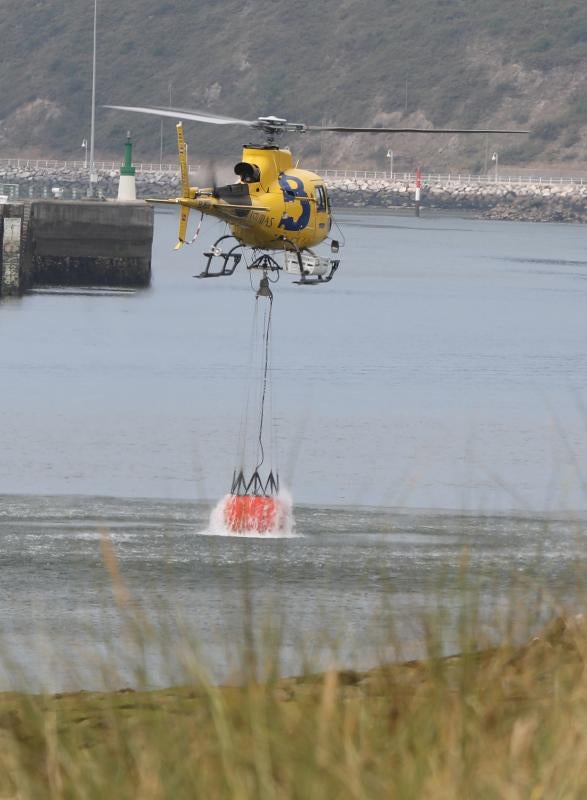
[
  {"x1": 1, "y1": 163, "x2": 585, "y2": 223},
  {"x1": 0, "y1": 164, "x2": 178, "y2": 202},
  {"x1": 30, "y1": 201, "x2": 154, "y2": 287},
  {"x1": 0, "y1": 198, "x2": 153, "y2": 293},
  {"x1": 0, "y1": 203, "x2": 32, "y2": 296},
  {"x1": 325, "y1": 177, "x2": 587, "y2": 223}
]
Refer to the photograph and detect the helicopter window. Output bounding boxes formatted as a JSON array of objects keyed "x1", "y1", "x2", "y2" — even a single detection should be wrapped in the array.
[{"x1": 315, "y1": 185, "x2": 327, "y2": 212}]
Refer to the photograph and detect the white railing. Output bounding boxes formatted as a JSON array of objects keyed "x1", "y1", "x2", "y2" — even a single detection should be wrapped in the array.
[
  {"x1": 0, "y1": 159, "x2": 585, "y2": 187},
  {"x1": 320, "y1": 169, "x2": 586, "y2": 186},
  {"x1": 0, "y1": 158, "x2": 180, "y2": 173}
]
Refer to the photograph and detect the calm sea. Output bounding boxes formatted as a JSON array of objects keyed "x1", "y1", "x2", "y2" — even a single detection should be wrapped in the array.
[{"x1": 0, "y1": 209, "x2": 585, "y2": 689}]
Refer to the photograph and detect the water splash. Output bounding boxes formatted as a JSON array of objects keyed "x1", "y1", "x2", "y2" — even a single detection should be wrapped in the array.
[{"x1": 202, "y1": 490, "x2": 297, "y2": 538}]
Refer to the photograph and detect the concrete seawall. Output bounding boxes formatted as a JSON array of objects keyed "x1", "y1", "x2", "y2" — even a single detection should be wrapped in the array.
[
  {"x1": 0, "y1": 203, "x2": 32, "y2": 295},
  {"x1": 0, "y1": 200, "x2": 153, "y2": 296},
  {"x1": 31, "y1": 201, "x2": 153, "y2": 287}
]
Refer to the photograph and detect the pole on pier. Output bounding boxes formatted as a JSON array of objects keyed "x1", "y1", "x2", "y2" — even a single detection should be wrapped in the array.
[
  {"x1": 386, "y1": 148, "x2": 394, "y2": 180},
  {"x1": 88, "y1": 0, "x2": 98, "y2": 198},
  {"x1": 415, "y1": 166, "x2": 422, "y2": 217},
  {"x1": 491, "y1": 151, "x2": 499, "y2": 183}
]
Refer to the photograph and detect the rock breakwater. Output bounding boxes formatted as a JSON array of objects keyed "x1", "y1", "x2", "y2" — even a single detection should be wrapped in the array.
[
  {"x1": 0, "y1": 163, "x2": 585, "y2": 223},
  {"x1": 0, "y1": 163, "x2": 180, "y2": 201},
  {"x1": 325, "y1": 176, "x2": 587, "y2": 223}
]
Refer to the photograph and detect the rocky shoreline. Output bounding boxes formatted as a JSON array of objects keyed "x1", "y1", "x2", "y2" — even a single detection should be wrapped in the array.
[
  {"x1": 0, "y1": 163, "x2": 183, "y2": 202},
  {"x1": 326, "y1": 176, "x2": 587, "y2": 223},
  {"x1": 0, "y1": 163, "x2": 585, "y2": 223}
]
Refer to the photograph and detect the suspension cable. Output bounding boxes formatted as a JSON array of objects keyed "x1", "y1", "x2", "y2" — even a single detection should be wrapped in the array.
[
  {"x1": 255, "y1": 294, "x2": 273, "y2": 472},
  {"x1": 236, "y1": 296, "x2": 259, "y2": 471},
  {"x1": 231, "y1": 270, "x2": 277, "y2": 496}
]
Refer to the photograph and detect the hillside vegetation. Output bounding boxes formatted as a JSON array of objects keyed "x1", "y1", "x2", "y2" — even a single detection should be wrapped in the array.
[{"x1": 0, "y1": 0, "x2": 586, "y2": 172}]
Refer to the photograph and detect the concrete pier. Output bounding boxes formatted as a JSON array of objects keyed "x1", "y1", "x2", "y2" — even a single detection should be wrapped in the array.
[
  {"x1": 0, "y1": 203, "x2": 32, "y2": 296},
  {"x1": 31, "y1": 201, "x2": 153, "y2": 288},
  {"x1": 0, "y1": 200, "x2": 153, "y2": 296}
]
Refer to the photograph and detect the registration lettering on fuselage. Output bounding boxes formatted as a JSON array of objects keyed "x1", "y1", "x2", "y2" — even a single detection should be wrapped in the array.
[{"x1": 249, "y1": 210, "x2": 269, "y2": 226}]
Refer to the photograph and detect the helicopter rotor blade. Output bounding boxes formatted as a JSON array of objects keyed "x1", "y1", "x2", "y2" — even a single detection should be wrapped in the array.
[
  {"x1": 104, "y1": 105, "x2": 258, "y2": 128},
  {"x1": 105, "y1": 106, "x2": 529, "y2": 136},
  {"x1": 307, "y1": 125, "x2": 529, "y2": 134}
]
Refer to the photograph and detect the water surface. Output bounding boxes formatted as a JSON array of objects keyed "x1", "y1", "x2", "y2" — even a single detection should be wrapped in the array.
[
  {"x1": 1, "y1": 210, "x2": 585, "y2": 509},
  {"x1": 0, "y1": 494, "x2": 584, "y2": 691},
  {"x1": 0, "y1": 209, "x2": 586, "y2": 689}
]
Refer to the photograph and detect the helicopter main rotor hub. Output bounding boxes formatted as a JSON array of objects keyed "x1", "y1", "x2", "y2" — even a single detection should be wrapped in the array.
[{"x1": 255, "y1": 116, "x2": 306, "y2": 142}]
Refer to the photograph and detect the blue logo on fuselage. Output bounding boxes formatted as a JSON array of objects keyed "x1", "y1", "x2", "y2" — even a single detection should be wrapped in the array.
[{"x1": 278, "y1": 174, "x2": 311, "y2": 232}]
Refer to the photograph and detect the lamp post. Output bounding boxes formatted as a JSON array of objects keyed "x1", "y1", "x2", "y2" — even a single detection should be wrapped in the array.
[
  {"x1": 386, "y1": 148, "x2": 394, "y2": 180},
  {"x1": 81, "y1": 138, "x2": 88, "y2": 168},
  {"x1": 491, "y1": 151, "x2": 499, "y2": 183},
  {"x1": 159, "y1": 120, "x2": 163, "y2": 169},
  {"x1": 88, "y1": 0, "x2": 98, "y2": 196}
]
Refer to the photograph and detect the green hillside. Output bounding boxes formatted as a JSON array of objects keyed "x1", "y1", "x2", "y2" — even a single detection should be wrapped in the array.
[{"x1": 1, "y1": 0, "x2": 586, "y2": 172}]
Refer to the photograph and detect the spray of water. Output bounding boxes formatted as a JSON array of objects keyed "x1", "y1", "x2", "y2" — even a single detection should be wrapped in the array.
[{"x1": 202, "y1": 490, "x2": 297, "y2": 538}]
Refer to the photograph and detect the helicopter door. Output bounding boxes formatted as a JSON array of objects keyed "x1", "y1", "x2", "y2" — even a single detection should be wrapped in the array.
[{"x1": 314, "y1": 184, "x2": 330, "y2": 234}]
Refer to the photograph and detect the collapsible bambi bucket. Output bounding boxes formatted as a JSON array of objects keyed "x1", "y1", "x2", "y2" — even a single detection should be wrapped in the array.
[{"x1": 223, "y1": 494, "x2": 284, "y2": 534}]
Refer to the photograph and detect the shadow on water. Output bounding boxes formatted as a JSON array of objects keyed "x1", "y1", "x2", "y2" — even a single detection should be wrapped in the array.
[
  {"x1": 339, "y1": 220, "x2": 476, "y2": 233},
  {"x1": 31, "y1": 287, "x2": 138, "y2": 297},
  {"x1": 487, "y1": 255, "x2": 587, "y2": 267}
]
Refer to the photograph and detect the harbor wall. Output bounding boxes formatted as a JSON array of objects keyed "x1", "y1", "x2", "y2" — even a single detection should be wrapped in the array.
[
  {"x1": 30, "y1": 201, "x2": 153, "y2": 287},
  {"x1": 0, "y1": 200, "x2": 153, "y2": 295},
  {"x1": 325, "y1": 178, "x2": 587, "y2": 223},
  {"x1": 0, "y1": 203, "x2": 32, "y2": 296},
  {"x1": 0, "y1": 163, "x2": 181, "y2": 202},
  {"x1": 0, "y1": 162, "x2": 585, "y2": 223}
]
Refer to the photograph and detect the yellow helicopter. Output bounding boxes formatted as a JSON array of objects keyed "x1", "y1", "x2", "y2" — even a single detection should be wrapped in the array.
[{"x1": 106, "y1": 105, "x2": 527, "y2": 285}]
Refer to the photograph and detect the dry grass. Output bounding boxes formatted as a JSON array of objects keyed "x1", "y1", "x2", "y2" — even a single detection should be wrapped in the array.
[{"x1": 1, "y1": 545, "x2": 587, "y2": 799}]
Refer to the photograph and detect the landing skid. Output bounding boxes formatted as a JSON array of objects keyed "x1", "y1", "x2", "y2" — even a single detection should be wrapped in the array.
[
  {"x1": 291, "y1": 258, "x2": 340, "y2": 286},
  {"x1": 197, "y1": 235, "x2": 243, "y2": 278},
  {"x1": 280, "y1": 239, "x2": 339, "y2": 285},
  {"x1": 195, "y1": 235, "x2": 339, "y2": 285}
]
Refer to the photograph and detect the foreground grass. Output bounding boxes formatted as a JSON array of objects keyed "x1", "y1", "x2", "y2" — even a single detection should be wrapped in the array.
[{"x1": 1, "y1": 613, "x2": 587, "y2": 799}]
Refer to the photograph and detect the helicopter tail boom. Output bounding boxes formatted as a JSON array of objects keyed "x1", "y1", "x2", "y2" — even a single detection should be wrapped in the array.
[
  {"x1": 173, "y1": 122, "x2": 192, "y2": 249},
  {"x1": 177, "y1": 123, "x2": 190, "y2": 197}
]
